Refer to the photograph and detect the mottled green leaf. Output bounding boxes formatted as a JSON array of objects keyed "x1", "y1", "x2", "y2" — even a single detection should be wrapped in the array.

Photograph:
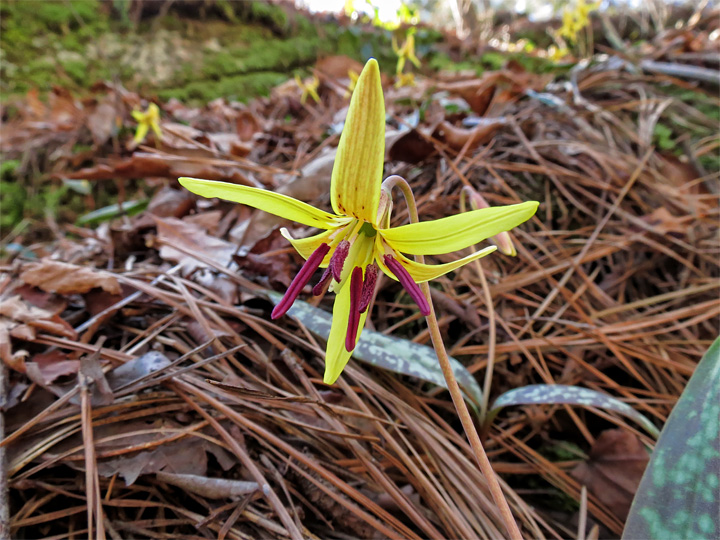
[
  {"x1": 62, "y1": 178, "x2": 92, "y2": 195},
  {"x1": 266, "y1": 291, "x2": 483, "y2": 408},
  {"x1": 76, "y1": 199, "x2": 149, "y2": 225},
  {"x1": 623, "y1": 337, "x2": 720, "y2": 540},
  {"x1": 488, "y1": 384, "x2": 660, "y2": 438}
]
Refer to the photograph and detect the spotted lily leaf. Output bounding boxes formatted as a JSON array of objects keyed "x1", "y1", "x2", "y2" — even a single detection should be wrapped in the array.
[
  {"x1": 487, "y1": 384, "x2": 660, "y2": 438},
  {"x1": 623, "y1": 337, "x2": 720, "y2": 540},
  {"x1": 266, "y1": 291, "x2": 483, "y2": 409},
  {"x1": 76, "y1": 199, "x2": 149, "y2": 225}
]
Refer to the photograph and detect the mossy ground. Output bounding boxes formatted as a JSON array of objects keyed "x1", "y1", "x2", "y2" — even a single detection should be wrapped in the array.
[
  {"x1": 0, "y1": 1, "x2": 444, "y2": 236},
  {"x1": 0, "y1": 0, "x2": 430, "y2": 105}
]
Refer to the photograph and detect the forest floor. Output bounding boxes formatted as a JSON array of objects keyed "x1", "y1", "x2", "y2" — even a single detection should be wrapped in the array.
[{"x1": 1, "y1": 2, "x2": 719, "y2": 539}]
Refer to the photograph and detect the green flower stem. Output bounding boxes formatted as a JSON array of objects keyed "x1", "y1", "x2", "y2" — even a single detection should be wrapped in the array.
[{"x1": 382, "y1": 175, "x2": 523, "y2": 540}]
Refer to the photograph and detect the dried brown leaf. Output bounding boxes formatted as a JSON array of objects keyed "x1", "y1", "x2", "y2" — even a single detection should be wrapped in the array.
[
  {"x1": 147, "y1": 185, "x2": 196, "y2": 218},
  {"x1": 62, "y1": 152, "x2": 255, "y2": 186},
  {"x1": 235, "y1": 109, "x2": 263, "y2": 141},
  {"x1": 571, "y1": 429, "x2": 649, "y2": 520},
  {"x1": 27, "y1": 350, "x2": 80, "y2": 386},
  {"x1": 387, "y1": 128, "x2": 436, "y2": 164},
  {"x1": 437, "y1": 76, "x2": 498, "y2": 115},
  {"x1": 315, "y1": 55, "x2": 366, "y2": 80},
  {"x1": 86, "y1": 96, "x2": 117, "y2": 147},
  {"x1": 153, "y1": 216, "x2": 237, "y2": 273},
  {"x1": 434, "y1": 119, "x2": 506, "y2": 151},
  {"x1": 20, "y1": 259, "x2": 121, "y2": 295}
]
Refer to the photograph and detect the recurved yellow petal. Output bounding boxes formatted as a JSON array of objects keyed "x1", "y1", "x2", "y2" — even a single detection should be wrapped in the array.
[
  {"x1": 150, "y1": 121, "x2": 162, "y2": 141},
  {"x1": 147, "y1": 103, "x2": 160, "y2": 119},
  {"x1": 377, "y1": 243, "x2": 497, "y2": 283},
  {"x1": 324, "y1": 280, "x2": 369, "y2": 384},
  {"x1": 134, "y1": 122, "x2": 149, "y2": 144},
  {"x1": 280, "y1": 227, "x2": 339, "y2": 265},
  {"x1": 330, "y1": 58, "x2": 385, "y2": 225},
  {"x1": 380, "y1": 201, "x2": 538, "y2": 255},
  {"x1": 179, "y1": 177, "x2": 342, "y2": 229}
]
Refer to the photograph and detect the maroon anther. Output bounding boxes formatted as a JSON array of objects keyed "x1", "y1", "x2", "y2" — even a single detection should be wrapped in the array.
[
  {"x1": 331, "y1": 240, "x2": 350, "y2": 281},
  {"x1": 345, "y1": 266, "x2": 363, "y2": 352},
  {"x1": 358, "y1": 263, "x2": 378, "y2": 313},
  {"x1": 383, "y1": 255, "x2": 430, "y2": 315},
  {"x1": 272, "y1": 243, "x2": 331, "y2": 319},
  {"x1": 312, "y1": 267, "x2": 333, "y2": 296}
]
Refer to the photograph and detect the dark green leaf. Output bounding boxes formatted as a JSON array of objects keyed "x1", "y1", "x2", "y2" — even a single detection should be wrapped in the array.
[
  {"x1": 488, "y1": 384, "x2": 659, "y2": 438},
  {"x1": 76, "y1": 199, "x2": 149, "y2": 225},
  {"x1": 266, "y1": 291, "x2": 483, "y2": 409},
  {"x1": 623, "y1": 337, "x2": 720, "y2": 540}
]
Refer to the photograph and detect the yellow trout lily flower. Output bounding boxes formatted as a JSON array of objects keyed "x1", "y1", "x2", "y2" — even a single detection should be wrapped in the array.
[
  {"x1": 558, "y1": 0, "x2": 600, "y2": 42},
  {"x1": 295, "y1": 74, "x2": 320, "y2": 104},
  {"x1": 395, "y1": 72, "x2": 416, "y2": 89},
  {"x1": 179, "y1": 59, "x2": 538, "y2": 384},
  {"x1": 392, "y1": 30, "x2": 421, "y2": 75},
  {"x1": 344, "y1": 69, "x2": 360, "y2": 99},
  {"x1": 132, "y1": 103, "x2": 162, "y2": 144}
]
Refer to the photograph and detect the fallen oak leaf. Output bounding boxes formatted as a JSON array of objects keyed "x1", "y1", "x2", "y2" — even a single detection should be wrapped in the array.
[
  {"x1": 0, "y1": 296, "x2": 77, "y2": 372},
  {"x1": 434, "y1": 118, "x2": 507, "y2": 152},
  {"x1": 387, "y1": 127, "x2": 436, "y2": 164},
  {"x1": 572, "y1": 429, "x2": 649, "y2": 521},
  {"x1": 0, "y1": 323, "x2": 27, "y2": 372},
  {"x1": 59, "y1": 152, "x2": 259, "y2": 187},
  {"x1": 85, "y1": 95, "x2": 118, "y2": 147},
  {"x1": 25, "y1": 350, "x2": 80, "y2": 386},
  {"x1": 153, "y1": 216, "x2": 237, "y2": 274},
  {"x1": 0, "y1": 295, "x2": 54, "y2": 323},
  {"x1": 436, "y1": 76, "x2": 499, "y2": 115},
  {"x1": 0, "y1": 296, "x2": 76, "y2": 338},
  {"x1": 314, "y1": 55, "x2": 366, "y2": 81},
  {"x1": 20, "y1": 259, "x2": 121, "y2": 295},
  {"x1": 37, "y1": 417, "x2": 235, "y2": 485},
  {"x1": 235, "y1": 109, "x2": 263, "y2": 141}
]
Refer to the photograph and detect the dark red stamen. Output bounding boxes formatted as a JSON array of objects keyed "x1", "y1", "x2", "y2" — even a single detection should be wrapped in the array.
[
  {"x1": 345, "y1": 266, "x2": 363, "y2": 352},
  {"x1": 358, "y1": 263, "x2": 378, "y2": 313},
  {"x1": 331, "y1": 240, "x2": 350, "y2": 281},
  {"x1": 312, "y1": 267, "x2": 333, "y2": 296},
  {"x1": 383, "y1": 255, "x2": 430, "y2": 316},
  {"x1": 272, "y1": 243, "x2": 330, "y2": 319}
]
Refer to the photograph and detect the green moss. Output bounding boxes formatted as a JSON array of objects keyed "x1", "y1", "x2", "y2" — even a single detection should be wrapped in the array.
[
  {"x1": 35, "y1": 0, "x2": 101, "y2": 30},
  {"x1": 428, "y1": 51, "x2": 483, "y2": 74},
  {"x1": 1, "y1": 0, "x2": 102, "y2": 53},
  {"x1": 61, "y1": 59, "x2": 87, "y2": 85},
  {"x1": 249, "y1": 2, "x2": 288, "y2": 31},
  {"x1": 59, "y1": 33, "x2": 86, "y2": 53},
  {"x1": 0, "y1": 179, "x2": 74, "y2": 231},
  {"x1": 0, "y1": 181, "x2": 26, "y2": 231},
  {"x1": 1, "y1": 0, "x2": 111, "y2": 96},
  {"x1": 12, "y1": 58, "x2": 57, "y2": 93},
  {"x1": 508, "y1": 52, "x2": 557, "y2": 73},
  {"x1": 0, "y1": 0, "x2": 409, "y2": 104},
  {"x1": 481, "y1": 51, "x2": 506, "y2": 70},
  {"x1": 159, "y1": 71, "x2": 287, "y2": 104}
]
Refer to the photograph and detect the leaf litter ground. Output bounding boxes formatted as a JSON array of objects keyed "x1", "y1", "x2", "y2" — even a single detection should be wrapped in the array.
[{"x1": 1, "y1": 11, "x2": 719, "y2": 540}]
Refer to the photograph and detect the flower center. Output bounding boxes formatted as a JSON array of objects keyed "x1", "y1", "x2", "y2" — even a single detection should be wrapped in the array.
[{"x1": 272, "y1": 220, "x2": 379, "y2": 332}]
